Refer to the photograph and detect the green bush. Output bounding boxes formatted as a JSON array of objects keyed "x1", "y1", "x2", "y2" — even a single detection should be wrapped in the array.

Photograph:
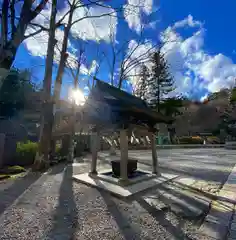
[
  {"x1": 55, "y1": 143, "x2": 61, "y2": 155},
  {"x1": 0, "y1": 165, "x2": 26, "y2": 174},
  {"x1": 15, "y1": 141, "x2": 38, "y2": 166},
  {"x1": 179, "y1": 136, "x2": 204, "y2": 144}
]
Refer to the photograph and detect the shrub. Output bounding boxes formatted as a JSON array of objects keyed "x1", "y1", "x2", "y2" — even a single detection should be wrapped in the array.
[
  {"x1": 15, "y1": 141, "x2": 38, "y2": 166},
  {"x1": 55, "y1": 143, "x2": 62, "y2": 155},
  {"x1": 0, "y1": 165, "x2": 26, "y2": 174},
  {"x1": 179, "y1": 136, "x2": 204, "y2": 144},
  {"x1": 207, "y1": 136, "x2": 220, "y2": 144}
]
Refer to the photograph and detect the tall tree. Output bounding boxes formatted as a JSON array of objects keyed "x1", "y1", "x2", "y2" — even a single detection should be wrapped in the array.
[
  {"x1": 0, "y1": 0, "x2": 49, "y2": 69},
  {"x1": 48, "y1": 1, "x2": 118, "y2": 159},
  {"x1": 134, "y1": 64, "x2": 149, "y2": 101},
  {"x1": 34, "y1": 0, "x2": 57, "y2": 170},
  {"x1": 147, "y1": 50, "x2": 174, "y2": 111},
  {"x1": 159, "y1": 96, "x2": 184, "y2": 117},
  {"x1": 218, "y1": 80, "x2": 236, "y2": 139}
]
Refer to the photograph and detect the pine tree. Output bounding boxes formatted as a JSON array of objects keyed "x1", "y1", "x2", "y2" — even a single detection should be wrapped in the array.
[
  {"x1": 134, "y1": 64, "x2": 149, "y2": 101},
  {"x1": 147, "y1": 50, "x2": 174, "y2": 111},
  {"x1": 218, "y1": 81, "x2": 236, "y2": 140}
]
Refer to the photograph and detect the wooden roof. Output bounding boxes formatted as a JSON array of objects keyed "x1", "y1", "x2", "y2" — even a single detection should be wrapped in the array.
[{"x1": 81, "y1": 80, "x2": 173, "y2": 128}]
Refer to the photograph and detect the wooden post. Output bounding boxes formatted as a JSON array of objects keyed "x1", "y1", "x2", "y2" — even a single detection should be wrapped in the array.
[
  {"x1": 119, "y1": 128, "x2": 129, "y2": 184},
  {"x1": 109, "y1": 137, "x2": 116, "y2": 156},
  {"x1": 151, "y1": 133, "x2": 158, "y2": 174},
  {"x1": 90, "y1": 130, "x2": 99, "y2": 175}
]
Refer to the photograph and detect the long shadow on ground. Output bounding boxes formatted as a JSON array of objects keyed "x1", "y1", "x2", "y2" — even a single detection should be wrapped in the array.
[
  {"x1": 0, "y1": 162, "x2": 66, "y2": 216},
  {"x1": 46, "y1": 164, "x2": 78, "y2": 239},
  {"x1": 99, "y1": 190, "x2": 142, "y2": 240},
  {"x1": 136, "y1": 198, "x2": 191, "y2": 240},
  {"x1": 134, "y1": 157, "x2": 232, "y2": 184},
  {"x1": 0, "y1": 170, "x2": 43, "y2": 215}
]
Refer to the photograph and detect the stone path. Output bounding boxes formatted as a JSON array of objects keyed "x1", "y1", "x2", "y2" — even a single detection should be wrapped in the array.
[{"x1": 198, "y1": 164, "x2": 236, "y2": 239}]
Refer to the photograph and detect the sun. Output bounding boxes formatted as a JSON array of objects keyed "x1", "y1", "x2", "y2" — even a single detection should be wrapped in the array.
[{"x1": 69, "y1": 89, "x2": 86, "y2": 106}]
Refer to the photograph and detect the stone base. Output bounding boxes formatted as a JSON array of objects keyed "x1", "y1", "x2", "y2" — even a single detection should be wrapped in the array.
[
  {"x1": 73, "y1": 171, "x2": 178, "y2": 198},
  {"x1": 225, "y1": 141, "x2": 236, "y2": 149},
  {"x1": 96, "y1": 169, "x2": 155, "y2": 186}
]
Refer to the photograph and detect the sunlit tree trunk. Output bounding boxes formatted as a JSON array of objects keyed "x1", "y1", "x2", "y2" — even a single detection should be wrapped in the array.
[{"x1": 33, "y1": 0, "x2": 57, "y2": 170}]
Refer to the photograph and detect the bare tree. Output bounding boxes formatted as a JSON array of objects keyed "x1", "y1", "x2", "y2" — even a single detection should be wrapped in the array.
[
  {"x1": 33, "y1": 0, "x2": 57, "y2": 170},
  {"x1": 53, "y1": 0, "x2": 120, "y2": 104},
  {"x1": 0, "y1": 0, "x2": 50, "y2": 69},
  {"x1": 100, "y1": 24, "x2": 158, "y2": 89},
  {"x1": 67, "y1": 49, "x2": 84, "y2": 162}
]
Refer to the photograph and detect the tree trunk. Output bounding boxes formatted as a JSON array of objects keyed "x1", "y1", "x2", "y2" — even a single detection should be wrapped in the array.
[
  {"x1": 0, "y1": 0, "x2": 48, "y2": 70},
  {"x1": 33, "y1": 0, "x2": 57, "y2": 171},
  {"x1": 49, "y1": 9, "x2": 74, "y2": 158},
  {"x1": 67, "y1": 104, "x2": 76, "y2": 163},
  {"x1": 157, "y1": 78, "x2": 160, "y2": 112},
  {"x1": 0, "y1": 43, "x2": 18, "y2": 69},
  {"x1": 67, "y1": 61, "x2": 81, "y2": 162}
]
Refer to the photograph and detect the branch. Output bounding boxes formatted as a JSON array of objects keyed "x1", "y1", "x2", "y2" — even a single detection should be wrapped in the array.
[
  {"x1": 55, "y1": 0, "x2": 114, "y2": 27},
  {"x1": 23, "y1": 26, "x2": 45, "y2": 40},
  {"x1": 55, "y1": 9, "x2": 71, "y2": 27},
  {"x1": 71, "y1": 9, "x2": 118, "y2": 27},
  {"x1": 29, "y1": 22, "x2": 49, "y2": 31},
  {"x1": 120, "y1": 30, "x2": 147, "y2": 73},
  {"x1": 29, "y1": 0, "x2": 49, "y2": 21},
  {"x1": 10, "y1": 0, "x2": 16, "y2": 39},
  {"x1": 87, "y1": 0, "x2": 120, "y2": 10},
  {"x1": 1, "y1": 0, "x2": 9, "y2": 47}
]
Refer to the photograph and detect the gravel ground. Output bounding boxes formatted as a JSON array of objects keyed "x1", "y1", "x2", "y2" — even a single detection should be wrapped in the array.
[{"x1": 0, "y1": 149, "x2": 234, "y2": 240}]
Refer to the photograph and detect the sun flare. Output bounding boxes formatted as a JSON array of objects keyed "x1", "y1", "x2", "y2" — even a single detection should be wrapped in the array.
[{"x1": 69, "y1": 89, "x2": 86, "y2": 106}]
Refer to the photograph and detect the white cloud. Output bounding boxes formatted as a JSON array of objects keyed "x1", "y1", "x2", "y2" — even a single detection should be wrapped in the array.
[
  {"x1": 124, "y1": 0, "x2": 153, "y2": 33},
  {"x1": 173, "y1": 15, "x2": 202, "y2": 29},
  {"x1": 24, "y1": 28, "x2": 71, "y2": 62},
  {"x1": 24, "y1": 1, "x2": 117, "y2": 61},
  {"x1": 80, "y1": 60, "x2": 98, "y2": 75},
  {"x1": 70, "y1": 5, "x2": 117, "y2": 42},
  {"x1": 160, "y1": 15, "x2": 236, "y2": 96}
]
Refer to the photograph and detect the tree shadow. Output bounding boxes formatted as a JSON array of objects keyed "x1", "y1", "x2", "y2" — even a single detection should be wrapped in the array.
[
  {"x1": 0, "y1": 170, "x2": 43, "y2": 215},
  {"x1": 48, "y1": 162, "x2": 67, "y2": 175},
  {"x1": 98, "y1": 178, "x2": 202, "y2": 240},
  {"x1": 136, "y1": 198, "x2": 191, "y2": 239},
  {"x1": 134, "y1": 157, "x2": 232, "y2": 184},
  {"x1": 136, "y1": 187, "x2": 233, "y2": 240},
  {"x1": 98, "y1": 188, "x2": 142, "y2": 240},
  {"x1": 172, "y1": 180, "x2": 236, "y2": 205},
  {"x1": 46, "y1": 164, "x2": 78, "y2": 239}
]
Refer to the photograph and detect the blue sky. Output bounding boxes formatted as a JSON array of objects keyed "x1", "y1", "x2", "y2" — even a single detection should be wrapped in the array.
[{"x1": 12, "y1": 0, "x2": 236, "y2": 101}]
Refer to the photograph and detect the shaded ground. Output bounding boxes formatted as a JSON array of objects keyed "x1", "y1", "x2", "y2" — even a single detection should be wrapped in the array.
[
  {"x1": 0, "y1": 148, "x2": 235, "y2": 240},
  {"x1": 127, "y1": 148, "x2": 236, "y2": 191}
]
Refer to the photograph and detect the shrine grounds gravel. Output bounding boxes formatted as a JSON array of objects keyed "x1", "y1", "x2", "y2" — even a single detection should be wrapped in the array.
[{"x1": 0, "y1": 148, "x2": 235, "y2": 240}]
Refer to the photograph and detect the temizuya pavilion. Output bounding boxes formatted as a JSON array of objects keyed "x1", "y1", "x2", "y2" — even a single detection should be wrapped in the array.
[{"x1": 73, "y1": 80, "x2": 176, "y2": 197}]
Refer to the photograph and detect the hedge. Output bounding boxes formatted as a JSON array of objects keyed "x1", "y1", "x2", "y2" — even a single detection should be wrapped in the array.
[
  {"x1": 14, "y1": 141, "x2": 61, "y2": 166},
  {"x1": 15, "y1": 141, "x2": 38, "y2": 166},
  {"x1": 178, "y1": 136, "x2": 204, "y2": 144}
]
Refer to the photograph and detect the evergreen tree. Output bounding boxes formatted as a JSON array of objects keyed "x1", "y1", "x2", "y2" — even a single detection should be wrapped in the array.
[
  {"x1": 134, "y1": 64, "x2": 149, "y2": 101},
  {"x1": 147, "y1": 50, "x2": 174, "y2": 111},
  {"x1": 218, "y1": 81, "x2": 236, "y2": 139},
  {"x1": 0, "y1": 69, "x2": 35, "y2": 118}
]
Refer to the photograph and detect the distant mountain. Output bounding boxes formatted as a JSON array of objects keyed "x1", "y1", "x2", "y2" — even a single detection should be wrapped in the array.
[{"x1": 174, "y1": 89, "x2": 233, "y2": 136}]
